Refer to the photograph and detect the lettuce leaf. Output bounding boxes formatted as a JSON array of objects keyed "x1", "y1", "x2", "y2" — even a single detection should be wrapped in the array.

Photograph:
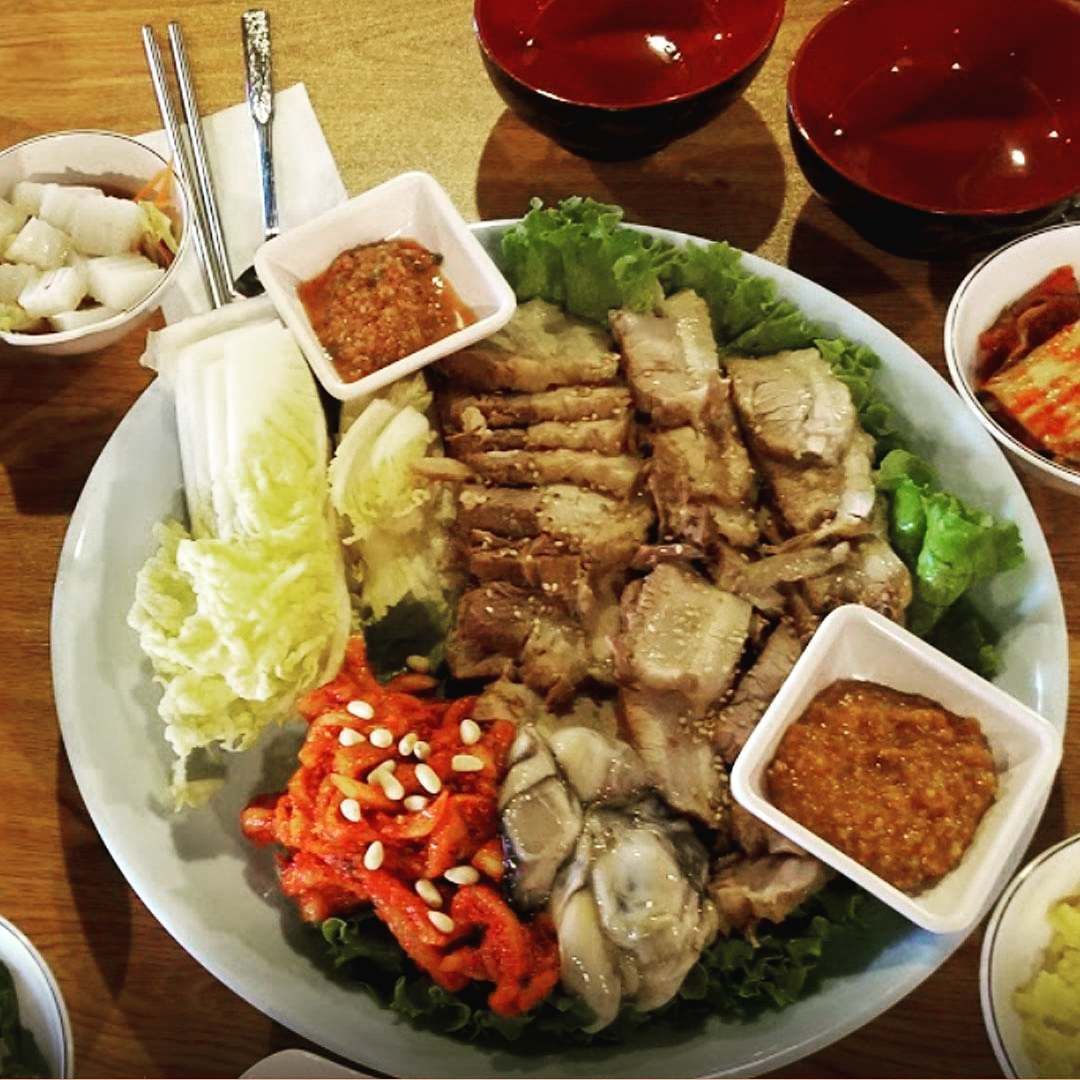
[
  {"x1": 876, "y1": 449, "x2": 1023, "y2": 666},
  {"x1": 319, "y1": 881, "x2": 899, "y2": 1047},
  {"x1": 499, "y1": 197, "x2": 676, "y2": 323}
]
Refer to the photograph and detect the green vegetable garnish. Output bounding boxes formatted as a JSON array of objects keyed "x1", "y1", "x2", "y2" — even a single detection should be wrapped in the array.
[
  {"x1": 876, "y1": 448, "x2": 1023, "y2": 667},
  {"x1": 0, "y1": 961, "x2": 49, "y2": 1079},
  {"x1": 320, "y1": 882, "x2": 901, "y2": 1047}
]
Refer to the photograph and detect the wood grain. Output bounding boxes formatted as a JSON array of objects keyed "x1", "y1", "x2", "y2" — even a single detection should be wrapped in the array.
[{"x1": 0, "y1": 0, "x2": 1076, "y2": 1076}]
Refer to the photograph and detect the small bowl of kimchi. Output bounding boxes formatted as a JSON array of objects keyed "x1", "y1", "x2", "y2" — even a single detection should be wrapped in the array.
[{"x1": 945, "y1": 221, "x2": 1080, "y2": 496}]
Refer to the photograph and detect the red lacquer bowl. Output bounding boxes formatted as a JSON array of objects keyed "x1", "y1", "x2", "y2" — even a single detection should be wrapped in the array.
[
  {"x1": 474, "y1": 0, "x2": 784, "y2": 160},
  {"x1": 788, "y1": 0, "x2": 1080, "y2": 255}
]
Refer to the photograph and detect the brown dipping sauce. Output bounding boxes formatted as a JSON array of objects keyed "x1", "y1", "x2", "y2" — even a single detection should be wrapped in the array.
[
  {"x1": 766, "y1": 679, "x2": 997, "y2": 894},
  {"x1": 298, "y1": 238, "x2": 475, "y2": 382}
]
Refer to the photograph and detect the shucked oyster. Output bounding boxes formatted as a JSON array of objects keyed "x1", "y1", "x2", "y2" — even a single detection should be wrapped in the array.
[
  {"x1": 499, "y1": 726, "x2": 718, "y2": 1030},
  {"x1": 552, "y1": 800, "x2": 719, "y2": 1031}
]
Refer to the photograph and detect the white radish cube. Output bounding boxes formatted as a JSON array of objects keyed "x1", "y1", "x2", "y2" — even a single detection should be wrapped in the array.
[
  {"x1": 10, "y1": 181, "x2": 47, "y2": 214},
  {"x1": 48, "y1": 305, "x2": 119, "y2": 333},
  {"x1": 86, "y1": 253, "x2": 164, "y2": 310},
  {"x1": 6, "y1": 217, "x2": 71, "y2": 270},
  {"x1": 19, "y1": 264, "x2": 89, "y2": 317},
  {"x1": 69, "y1": 195, "x2": 144, "y2": 257},
  {"x1": 0, "y1": 263, "x2": 40, "y2": 304},
  {"x1": 0, "y1": 198, "x2": 27, "y2": 244},
  {"x1": 39, "y1": 183, "x2": 104, "y2": 233}
]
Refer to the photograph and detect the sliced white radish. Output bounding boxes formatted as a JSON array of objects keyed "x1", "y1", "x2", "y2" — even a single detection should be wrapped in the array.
[
  {"x1": 18, "y1": 264, "x2": 89, "y2": 317},
  {"x1": 85, "y1": 253, "x2": 164, "y2": 310},
  {"x1": 38, "y1": 183, "x2": 104, "y2": 232},
  {"x1": 0, "y1": 263, "x2": 41, "y2": 304},
  {"x1": 69, "y1": 195, "x2": 144, "y2": 257},
  {"x1": 10, "y1": 181, "x2": 47, "y2": 214},
  {"x1": 48, "y1": 305, "x2": 119, "y2": 333},
  {"x1": 5, "y1": 217, "x2": 70, "y2": 270},
  {"x1": 0, "y1": 198, "x2": 27, "y2": 244}
]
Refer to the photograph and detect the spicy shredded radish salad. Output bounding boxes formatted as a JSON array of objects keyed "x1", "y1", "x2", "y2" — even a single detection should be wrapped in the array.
[{"x1": 241, "y1": 637, "x2": 559, "y2": 1017}]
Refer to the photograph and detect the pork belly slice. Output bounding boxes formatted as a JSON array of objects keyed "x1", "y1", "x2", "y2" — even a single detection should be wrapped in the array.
[
  {"x1": 458, "y1": 450, "x2": 643, "y2": 499},
  {"x1": 617, "y1": 563, "x2": 752, "y2": 714},
  {"x1": 722, "y1": 542, "x2": 851, "y2": 614},
  {"x1": 714, "y1": 623, "x2": 802, "y2": 764},
  {"x1": 446, "y1": 415, "x2": 630, "y2": 456},
  {"x1": 803, "y1": 536, "x2": 913, "y2": 623},
  {"x1": 444, "y1": 348, "x2": 619, "y2": 393},
  {"x1": 442, "y1": 385, "x2": 633, "y2": 429},
  {"x1": 446, "y1": 583, "x2": 592, "y2": 704},
  {"x1": 726, "y1": 350, "x2": 876, "y2": 539},
  {"x1": 457, "y1": 484, "x2": 654, "y2": 558},
  {"x1": 727, "y1": 350, "x2": 856, "y2": 466},
  {"x1": 471, "y1": 677, "x2": 619, "y2": 739},
  {"x1": 761, "y1": 428, "x2": 876, "y2": 536},
  {"x1": 614, "y1": 564, "x2": 751, "y2": 825},
  {"x1": 610, "y1": 290, "x2": 720, "y2": 428},
  {"x1": 466, "y1": 531, "x2": 593, "y2": 613},
  {"x1": 621, "y1": 687, "x2": 727, "y2": 825},
  {"x1": 439, "y1": 299, "x2": 618, "y2": 393},
  {"x1": 710, "y1": 855, "x2": 831, "y2": 932},
  {"x1": 730, "y1": 803, "x2": 806, "y2": 858},
  {"x1": 649, "y1": 423, "x2": 757, "y2": 549}
]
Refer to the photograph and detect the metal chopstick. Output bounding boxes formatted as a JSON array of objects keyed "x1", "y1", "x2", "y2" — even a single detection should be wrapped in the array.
[
  {"x1": 167, "y1": 21, "x2": 238, "y2": 300},
  {"x1": 140, "y1": 24, "x2": 229, "y2": 310}
]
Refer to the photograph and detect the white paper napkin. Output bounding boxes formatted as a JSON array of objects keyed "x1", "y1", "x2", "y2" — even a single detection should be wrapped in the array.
[{"x1": 138, "y1": 81, "x2": 347, "y2": 322}]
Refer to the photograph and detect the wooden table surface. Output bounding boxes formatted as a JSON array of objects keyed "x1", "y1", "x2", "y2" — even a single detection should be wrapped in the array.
[{"x1": 1, "y1": 0, "x2": 1076, "y2": 1076}]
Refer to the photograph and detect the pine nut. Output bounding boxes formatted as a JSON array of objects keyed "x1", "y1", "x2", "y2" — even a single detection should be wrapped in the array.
[
  {"x1": 416, "y1": 764, "x2": 442, "y2": 794},
  {"x1": 346, "y1": 699, "x2": 374, "y2": 720},
  {"x1": 427, "y1": 910, "x2": 455, "y2": 934},
  {"x1": 415, "y1": 879, "x2": 442, "y2": 908},
  {"x1": 444, "y1": 865, "x2": 480, "y2": 886},
  {"x1": 452, "y1": 754, "x2": 484, "y2": 773}
]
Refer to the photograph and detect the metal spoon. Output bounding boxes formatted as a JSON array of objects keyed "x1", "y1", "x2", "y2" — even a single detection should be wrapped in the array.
[{"x1": 234, "y1": 8, "x2": 277, "y2": 298}]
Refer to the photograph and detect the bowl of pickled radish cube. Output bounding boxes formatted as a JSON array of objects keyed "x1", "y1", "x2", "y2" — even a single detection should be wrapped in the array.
[{"x1": 0, "y1": 130, "x2": 190, "y2": 356}]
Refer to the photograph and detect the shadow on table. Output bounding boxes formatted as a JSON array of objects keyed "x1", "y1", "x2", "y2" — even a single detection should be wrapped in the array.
[
  {"x1": 475, "y1": 98, "x2": 786, "y2": 252},
  {"x1": 0, "y1": 345, "x2": 139, "y2": 516},
  {"x1": 786, "y1": 194, "x2": 936, "y2": 340},
  {"x1": 56, "y1": 747, "x2": 135, "y2": 1063}
]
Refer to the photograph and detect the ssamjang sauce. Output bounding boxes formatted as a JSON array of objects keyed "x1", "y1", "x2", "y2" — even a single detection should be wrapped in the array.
[
  {"x1": 766, "y1": 680, "x2": 997, "y2": 893},
  {"x1": 298, "y1": 238, "x2": 475, "y2": 382}
]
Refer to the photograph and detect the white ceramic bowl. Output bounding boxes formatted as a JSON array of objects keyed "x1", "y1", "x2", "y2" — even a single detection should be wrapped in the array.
[
  {"x1": 254, "y1": 171, "x2": 517, "y2": 401},
  {"x1": 730, "y1": 605, "x2": 1063, "y2": 936},
  {"x1": 0, "y1": 916, "x2": 74, "y2": 1077},
  {"x1": 945, "y1": 221, "x2": 1080, "y2": 496},
  {"x1": 0, "y1": 129, "x2": 191, "y2": 357},
  {"x1": 981, "y1": 832, "x2": 1080, "y2": 1079}
]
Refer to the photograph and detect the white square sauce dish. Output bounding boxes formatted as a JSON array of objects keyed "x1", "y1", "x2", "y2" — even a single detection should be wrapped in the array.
[
  {"x1": 730, "y1": 604, "x2": 1062, "y2": 936},
  {"x1": 254, "y1": 170, "x2": 517, "y2": 401}
]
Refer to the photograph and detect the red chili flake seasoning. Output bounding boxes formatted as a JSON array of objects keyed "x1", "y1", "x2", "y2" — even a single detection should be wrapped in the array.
[{"x1": 298, "y1": 238, "x2": 476, "y2": 382}]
